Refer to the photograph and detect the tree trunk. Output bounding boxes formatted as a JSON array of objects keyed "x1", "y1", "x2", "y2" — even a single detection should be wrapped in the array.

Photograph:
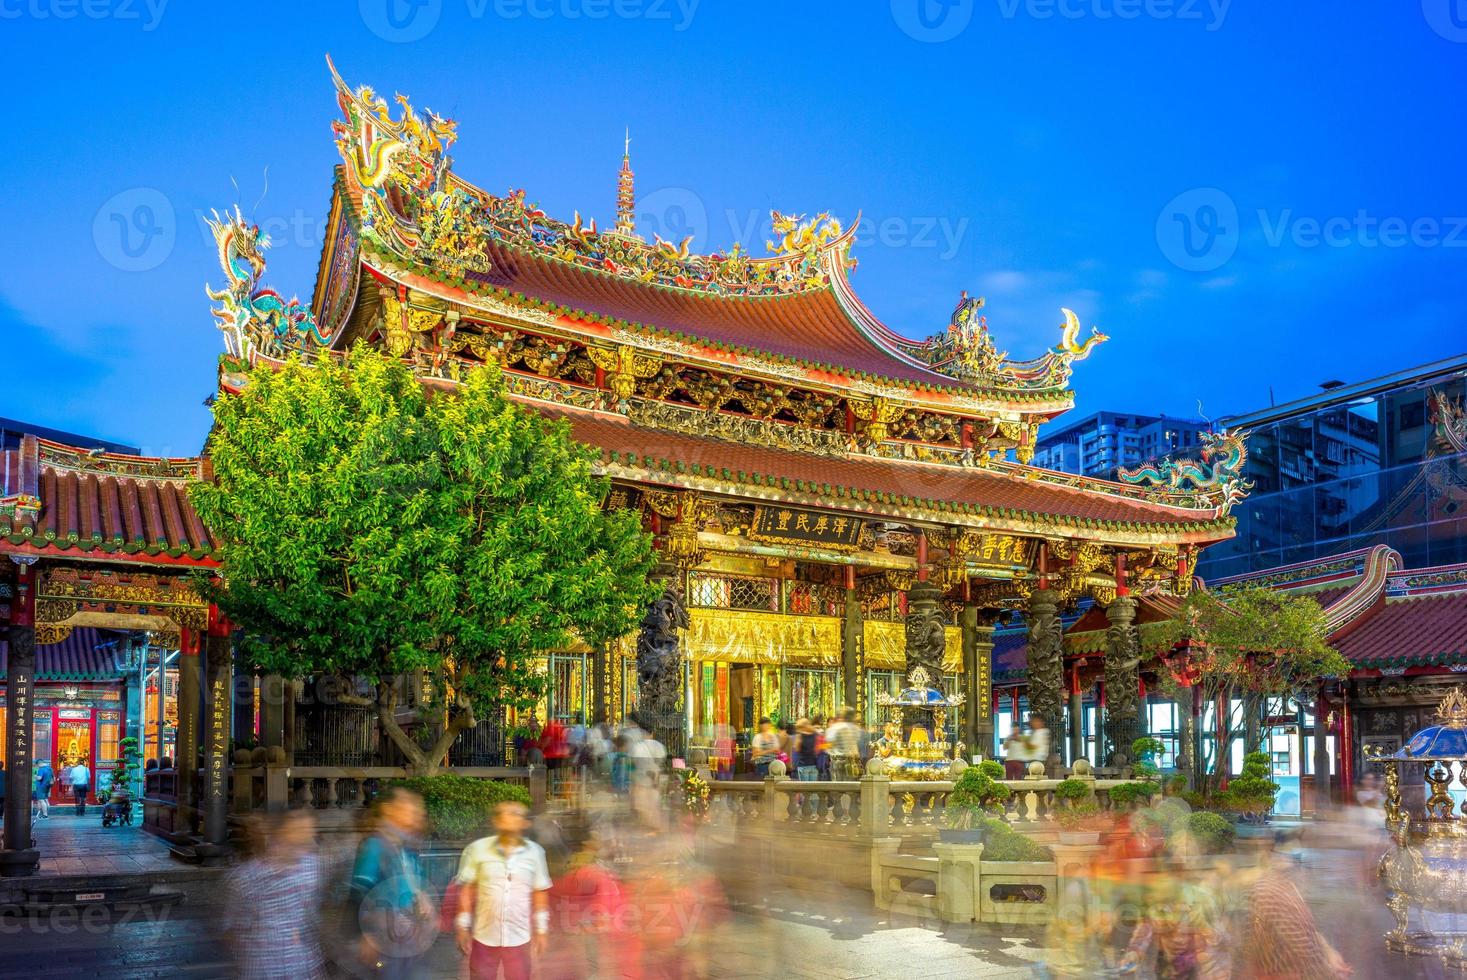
[{"x1": 375, "y1": 680, "x2": 477, "y2": 777}]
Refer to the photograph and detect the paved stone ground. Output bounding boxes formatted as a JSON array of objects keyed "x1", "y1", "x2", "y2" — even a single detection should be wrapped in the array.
[
  {"x1": 0, "y1": 812, "x2": 1437, "y2": 979},
  {"x1": 28, "y1": 811, "x2": 181, "y2": 877}
]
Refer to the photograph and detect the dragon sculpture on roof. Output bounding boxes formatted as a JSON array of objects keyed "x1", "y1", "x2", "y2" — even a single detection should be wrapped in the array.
[
  {"x1": 205, "y1": 206, "x2": 325, "y2": 359},
  {"x1": 906, "y1": 294, "x2": 1107, "y2": 391},
  {"x1": 1117, "y1": 428, "x2": 1254, "y2": 514}
]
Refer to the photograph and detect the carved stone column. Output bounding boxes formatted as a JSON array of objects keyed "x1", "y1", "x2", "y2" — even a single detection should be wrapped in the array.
[
  {"x1": 1, "y1": 557, "x2": 40, "y2": 877},
  {"x1": 903, "y1": 583, "x2": 947, "y2": 690},
  {"x1": 175, "y1": 626, "x2": 202, "y2": 836},
  {"x1": 962, "y1": 606, "x2": 997, "y2": 762},
  {"x1": 635, "y1": 563, "x2": 689, "y2": 758},
  {"x1": 1025, "y1": 588, "x2": 1065, "y2": 774},
  {"x1": 1103, "y1": 596, "x2": 1141, "y2": 766},
  {"x1": 201, "y1": 619, "x2": 233, "y2": 858},
  {"x1": 841, "y1": 580, "x2": 863, "y2": 716}
]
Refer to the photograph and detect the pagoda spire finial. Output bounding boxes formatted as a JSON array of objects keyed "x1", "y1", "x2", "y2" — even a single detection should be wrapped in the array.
[{"x1": 615, "y1": 127, "x2": 636, "y2": 237}]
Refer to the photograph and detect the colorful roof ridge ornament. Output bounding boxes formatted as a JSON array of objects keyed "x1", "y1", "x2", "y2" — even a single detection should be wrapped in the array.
[
  {"x1": 1117, "y1": 428, "x2": 1254, "y2": 514},
  {"x1": 205, "y1": 206, "x2": 325, "y2": 359},
  {"x1": 898, "y1": 294, "x2": 1108, "y2": 390},
  {"x1": 614, "y1": 128, "x2": 636, "y2": 238},
  {"x1": 326, "y1": 59, "x2": 857, "y2": 298},
  {"x1": 1429, "y1": 389, "x2": 1467, "y2": 455}
]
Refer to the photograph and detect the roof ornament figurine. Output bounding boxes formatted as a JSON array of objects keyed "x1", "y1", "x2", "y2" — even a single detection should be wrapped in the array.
[
  {"x1": 205, "y1": 206, "x2": 325, "y2": 359},
  {"x1": 1430, "y1": 390, "x2": 1467, "y2": 454},
  {"x1": 327, "y1": 61, "x2": 856, "y2": 297},
  {"x1": 1117, "y1": 428, "x2": 1254, "y2": 514},
  {"x1": 901, "y1": 297, "x2": 1108, "y2": 390}
]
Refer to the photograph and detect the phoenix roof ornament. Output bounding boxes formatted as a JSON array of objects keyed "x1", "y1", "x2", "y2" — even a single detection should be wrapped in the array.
[{"x1": 904, "y1": 294, "x2": 1107, "y2": 391}]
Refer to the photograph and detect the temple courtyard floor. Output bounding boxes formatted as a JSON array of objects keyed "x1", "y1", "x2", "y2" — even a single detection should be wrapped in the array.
[{"x1": 0, "y1": 813, "x2": 1429, "y2": 978}]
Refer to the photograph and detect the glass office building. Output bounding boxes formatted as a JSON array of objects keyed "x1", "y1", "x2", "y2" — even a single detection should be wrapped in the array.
[{"x1": 1196, "y1": 355, "x2": 1467, "y2": 580}]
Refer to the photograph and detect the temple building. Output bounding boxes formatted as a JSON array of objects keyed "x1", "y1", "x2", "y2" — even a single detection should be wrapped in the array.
[
  {"x1": 210, "y1": 62, "x2": 1243, "y2": 755},
  {"x1": 0, "y1": 63, "x2": 1249, "y2": 874}
]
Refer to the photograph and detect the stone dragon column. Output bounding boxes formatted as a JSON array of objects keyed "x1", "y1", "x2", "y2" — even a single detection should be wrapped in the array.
[
  {"x1": 634, "y1": 562, "x2": 690, "y2": 759},
  {"x1": 1103, "y1": 595, "x2": 1142, "y2": 766},
  {"x1": 1025, "y1": 588, "x2": 1066, "y2": 774}
]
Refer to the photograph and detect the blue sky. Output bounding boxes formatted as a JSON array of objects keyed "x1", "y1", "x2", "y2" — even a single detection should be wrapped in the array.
[{"x1": 2, "y1": 1, "x2": 1464, "y2": 455}]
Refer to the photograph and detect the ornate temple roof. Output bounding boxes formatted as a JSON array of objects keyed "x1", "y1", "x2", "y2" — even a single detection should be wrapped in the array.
[
  {"x1": 537, "y1": 401, "x2": 1227, "y2": 541},
  {"x1": 303, "y1": 60, "x2": 1107, "y2": 414},
  {"x1": 0, "y1": 628, "x2": 125, "y2": 680},
  {"x1": 0, "y1": 435, "x2": 218, "y2": 565}
]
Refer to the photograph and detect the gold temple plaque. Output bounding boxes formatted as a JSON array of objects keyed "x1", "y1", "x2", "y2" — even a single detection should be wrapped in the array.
[{"x1": 748, "y1": 505, "x2": 863, "y2": 551}]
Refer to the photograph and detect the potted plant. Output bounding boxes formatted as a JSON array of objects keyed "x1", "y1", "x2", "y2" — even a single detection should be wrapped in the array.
[
  {"x1": 1171, "y1": 810, "x2": 1237, "y2": 857},
  {"x1": 1107, "y1": 780, "x2": 1160, "y2": 812},
  {"x1": 1053, "y1": 777, "x2": 1104, "y2": 844},
  {"x1": 941, "y1": 766, "x2": 1012, "y2": 843},
  {"x1": 1218, "y1": 750, "x2": 1279, "y2": 825},
  {"x1": 1130, "y1": 736, "x2": 1167, "y2": 781}
]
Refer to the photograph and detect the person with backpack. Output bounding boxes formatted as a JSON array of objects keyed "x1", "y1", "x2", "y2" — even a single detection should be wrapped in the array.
[
  {"x1": 32, "y1": 759, "x2": 53, "y2": 820},
  {"x1": 349, "y1": 787, "x2": 434, "y2": 979}
]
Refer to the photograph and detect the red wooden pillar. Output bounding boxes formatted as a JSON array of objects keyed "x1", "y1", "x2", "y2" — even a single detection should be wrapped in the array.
[
  {"x1": 1339, "y1": 698, "x2": 1354, "y2": 803},
  {"x1": 916, "y1": 532, "x2": 928, "y2": 583}
]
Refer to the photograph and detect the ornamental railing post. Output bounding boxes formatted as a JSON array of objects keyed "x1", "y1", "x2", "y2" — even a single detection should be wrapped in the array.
[{"x1": 860, "y1": 771, "x2": 890, "y2": 837}]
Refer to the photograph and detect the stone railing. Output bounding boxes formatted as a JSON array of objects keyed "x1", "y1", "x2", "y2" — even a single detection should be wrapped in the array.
[
  {"x1": 707, "y1": 772, "x2": 1142, "y2": 838},
  {"x1": 229, "y1": 764, "x2": 544, "y2": 817}
]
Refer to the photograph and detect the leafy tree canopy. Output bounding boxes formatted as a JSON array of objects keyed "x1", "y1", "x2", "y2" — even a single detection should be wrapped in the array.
[
  {"x1": 1172, "y1": 584, "x2": 1352, "y2": 700},
  {"x1": 190, "y1": 346, "x2": 659, "y2": 770}
]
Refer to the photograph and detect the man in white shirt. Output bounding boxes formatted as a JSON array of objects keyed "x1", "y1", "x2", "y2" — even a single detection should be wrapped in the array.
[
  {"x1": 455, "y1": 800, "x2": 551, "y2": 980},
  {"x1": 70, "y1": 762, "x2": 90, "y2": 816},
  {"x1": 825, "y1": 707, "x2": 862, "y2": 780}
]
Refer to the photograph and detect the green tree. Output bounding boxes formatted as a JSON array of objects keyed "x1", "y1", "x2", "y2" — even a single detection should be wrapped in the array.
[
  {"x1": 190, "y1": 346, "x2": 659, "y2": 774},
  {"x1": 1171, "y1": 585, "x2": 1351, "y2": 794}
]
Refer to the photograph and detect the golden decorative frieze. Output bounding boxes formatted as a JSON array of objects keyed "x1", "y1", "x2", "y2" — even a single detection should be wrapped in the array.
[
  {"x1": 685, "y1": 608, "x2": 841, "y2": 666},
  {"x1": 642, "y1": 490, "x2": 682, "y2": 518},
  {"x1": 379, "y1": 291, "x2": 445, "y2": 358},
  {"x1": 849, "y1": 396, "x2": 905, "y2": 446},
  {"x1": 35, "y1": 624, "x2": 74, "y2": 645},
  {"x1": 884, "y1": 569, "x2": 916, "y2": 592},
  {"x1": 41, "y1": 567, "x2": 206, "y2": 610},
  {"x1": 626, "y1": 398, "x2": 848, "y2": 457},
  {"x1": 587, "y1": 344, "x2": 662, "y2": 410}
]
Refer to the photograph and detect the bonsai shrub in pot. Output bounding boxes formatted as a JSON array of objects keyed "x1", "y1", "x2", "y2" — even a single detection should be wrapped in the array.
[
  {"x1": 977, "y1": 817, "x2": 1055, "y2": 864},
  {"x1": 1053, "y1": 777, "x2": 1104, "y2": 843},
  {"x1": 1218, "y1": 751, "x2": 1279, "y2": 823},
  {"x1": 942, "y1": 767, "x2": 1013, "y2": 843},
  {"x1": 1107, "y1": 780, "x2": 1160, "y2": 811},
  {"x1": 1130, "y1": 737, "x2": 1167, "y2": 781}
]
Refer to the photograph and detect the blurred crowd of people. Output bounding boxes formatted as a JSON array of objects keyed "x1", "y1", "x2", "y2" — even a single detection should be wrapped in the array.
[{"x1": 222, "y1": 714, "x2": 726, "y2": 979}]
